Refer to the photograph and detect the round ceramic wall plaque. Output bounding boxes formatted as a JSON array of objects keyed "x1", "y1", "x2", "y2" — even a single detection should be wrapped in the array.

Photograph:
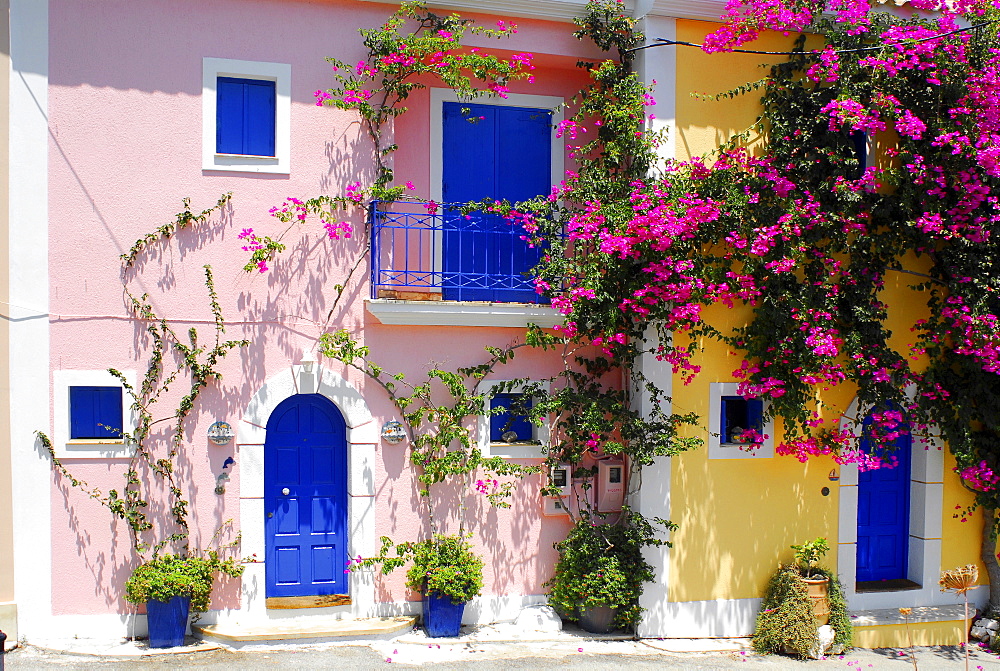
[
  {"x1": 207, "y1": 421, "x2": 235, "y2": 445},
  {"x1": 381, "y1": 420, "x2": 406, "y2": 444}
]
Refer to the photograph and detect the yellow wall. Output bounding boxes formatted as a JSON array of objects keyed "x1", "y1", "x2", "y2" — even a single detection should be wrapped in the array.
[
  {"x1": 674, "y1": 20, "x2": 821, "y2": 162},
  {"x1": 853, "y1": 620, "x2": 969, "y2": 648},
  {"x1": 667, "y1": 19, "x2": 990, "y2": 604},
  {"x1": 942, "y1": 450, "x2": 987, "y2": 579}
]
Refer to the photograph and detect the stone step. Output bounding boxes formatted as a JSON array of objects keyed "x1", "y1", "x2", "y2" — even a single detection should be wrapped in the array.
[
  {"x1": 193, "y1": 615, "x2": 417, "y2": 647},
  {"x1": 849, "y1": 604, "x2": 971, "y2": 648}
]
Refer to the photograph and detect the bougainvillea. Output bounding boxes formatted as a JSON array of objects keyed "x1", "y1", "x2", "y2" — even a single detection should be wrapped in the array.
[{"x1": 523, "y1": 0, "x2": 1000, "y2": 607}]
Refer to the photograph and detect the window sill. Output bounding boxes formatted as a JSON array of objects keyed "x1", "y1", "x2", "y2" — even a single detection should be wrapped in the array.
[
  {"x1": 710, "y1": 442, "x2": 773, "y2": 459},
  {"x1": 215, "y1": 153, "x2": 277, "y2": 160},
  {"x1": 204, "y1": 154, "x2": 284, "y2": 174},
  {"x1": 68, "y1": 438, "x2": 125, "y2": 445},
  {"x1": 366, "y1": 299, "x2": 563, "y2": 328},
  {"x1": 54, "y1": 439, "x2": 133, "y2": 459},
  {"x1": 488, "y1": 441, "x2": 546, "y2": 459}
]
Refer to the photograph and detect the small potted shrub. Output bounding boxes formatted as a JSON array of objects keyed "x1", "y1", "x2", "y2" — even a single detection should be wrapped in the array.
[
  {"x1": 356, "y1": 534, "x2": 484, "y2": 637},
  {"x1": 408, "y1": 535, "x2": 484, "y2": 637},
  {"x1": 753, "y1": 538, "x2": 852, "y2": 658},
  {"x1": 124, "y1": 553, "x2": 243, "y2": 648},
  {"x1": 791, "y1": 537, "x2": 830, "y2": 623},
  {"x1": 546, "y1": 510, "x2": 668, "y2": 633}
]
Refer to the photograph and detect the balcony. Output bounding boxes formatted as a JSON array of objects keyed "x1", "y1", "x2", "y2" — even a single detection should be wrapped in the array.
[{"x1": 367, "y1": 201, "x2": 562, "y2": 328}]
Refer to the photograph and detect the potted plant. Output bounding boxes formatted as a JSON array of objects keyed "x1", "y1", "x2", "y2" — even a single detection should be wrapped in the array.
[
  {"x1": 546, "y1": 510, "x2": 669, "y2": 634},
  {"x1": 791, "y1": 537, "x2": 830, "y2": 624},
  {"x1": 752, "y1": 538, "x2": 852, "y2": 658},
  {"x1": 124, "y1": 552, "x2": 244, "y2": 648},
  {"x1": 358, "y1": 534, "x2": 484, "y2": 638}
]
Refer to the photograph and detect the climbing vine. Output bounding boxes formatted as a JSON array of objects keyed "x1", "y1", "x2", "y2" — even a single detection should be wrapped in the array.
[
  {"x1": 239, "y1": 1, "x2": 535, "y2": 316},
  {"x1": 42, "y1": 195, "x2": 249, "y2": 563}
]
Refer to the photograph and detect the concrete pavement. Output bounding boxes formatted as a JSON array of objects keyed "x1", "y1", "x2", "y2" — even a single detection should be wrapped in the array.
[{"x1": 4, "y1": 624, "x2": 1000, "y2": 669}]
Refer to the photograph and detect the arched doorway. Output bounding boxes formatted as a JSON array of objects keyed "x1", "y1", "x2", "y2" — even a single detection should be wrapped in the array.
[
  {"x1": 856, "y1": 409, "x2": 912, "y2": 584},
  {"x1": 264, "y1": 393, "x2": 348, "y2": 598}
]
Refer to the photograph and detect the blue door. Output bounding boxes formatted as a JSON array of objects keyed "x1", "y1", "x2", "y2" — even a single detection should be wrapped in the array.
[
  {"x1": 265, "y1": 394, "x2": 348, "y2": 597},
  {"x1": 442, "y1": 102, "x2": 551, "y2": 303},
  {"x1": 856, "y1": 411, "x2": 912, "y2": 582}
]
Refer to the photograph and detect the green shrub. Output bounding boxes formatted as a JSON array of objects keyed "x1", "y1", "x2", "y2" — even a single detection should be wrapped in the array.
[
  {"x1": 404, "y1": 535, "x2": 484, "y2": 605},
  {"x1": 124, "y1": 553, "x2": 243, "y2": 615},
  {"x1": 546, "y1": 510, "x2": 670, "y2": 631},
  {"x1": 752, "y1": 565, "x2": 852, "y2": 658}
]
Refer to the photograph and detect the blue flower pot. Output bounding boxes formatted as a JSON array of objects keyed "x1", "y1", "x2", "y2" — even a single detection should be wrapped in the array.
[
  {"x1": 146, "y1": 595, "x2": 190, "y2": 648},
  {"x1": 422, "y1": 592, "x2": 466, "y2": 637}
]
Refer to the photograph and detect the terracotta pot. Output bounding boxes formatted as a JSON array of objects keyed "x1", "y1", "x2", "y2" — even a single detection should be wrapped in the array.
[{"x1": 801, "y1": 576, "x2": 830, "y2": 625}]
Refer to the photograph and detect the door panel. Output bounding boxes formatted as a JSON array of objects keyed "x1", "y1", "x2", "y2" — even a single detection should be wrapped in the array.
[
  {"x1": 856, "y1": 411, "x2": 912, "y2": 582},
  {"x1": 442, "y1": 102, "x2": 551, "y2": 303},
  {"x1": 265, "y1": 394, "x2": 348, "y2": 597}
]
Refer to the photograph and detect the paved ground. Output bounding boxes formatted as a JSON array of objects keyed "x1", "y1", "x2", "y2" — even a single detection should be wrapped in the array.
[{"x1": 4, "y1": 639, "x2": 1000, "y2": 669}]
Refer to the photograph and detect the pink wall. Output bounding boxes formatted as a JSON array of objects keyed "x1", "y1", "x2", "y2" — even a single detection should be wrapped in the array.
[{"x1": 47, "y1": 0, "x2": 601, "y2": 614}]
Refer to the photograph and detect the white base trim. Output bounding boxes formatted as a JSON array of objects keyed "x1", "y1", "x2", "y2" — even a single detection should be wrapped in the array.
[
  {"x1": 644, "y1": 598, "x2": 762, "y2": 638},
  {"x1": 366, "y1": 299, "x2": 563, "y2": 328},
  {"x1": 28, "y1": 613, "x2": 147, "y2": 641}
]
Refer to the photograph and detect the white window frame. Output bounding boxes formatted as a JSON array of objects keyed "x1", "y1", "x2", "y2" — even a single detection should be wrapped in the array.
[
  {"x1": 53, "y1": 369, "x2": 138, "y2": 459},
  {"x1": 707, "y1": 382, "x2": 775, "y2": 460},
  {"x1": 202, "y1": 57, "x2": 291, "y2": 174},
  {"x1": 478, "y1": 380, "x2": 549, "y2": 459},
  {"x1": 429, "y1": 88, "x2": 565, "y2": 202}
]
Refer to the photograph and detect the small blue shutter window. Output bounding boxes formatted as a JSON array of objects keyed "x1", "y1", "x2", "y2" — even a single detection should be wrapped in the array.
[
  {"x1": 490, "y1": 393, "x2": 533, "y2": 442},
  {"x1": 721, "y1": 396, "x2": 763, "y2": 443},
  {"x1": 849, "y1": 130, "x2": 867, "y2": 179},
  {"x1": 216, "y1": 77, "x2": 276, "y2": 157},
  {"x1": 70, "y1": 386, "x2": 123, "y2": 439}
]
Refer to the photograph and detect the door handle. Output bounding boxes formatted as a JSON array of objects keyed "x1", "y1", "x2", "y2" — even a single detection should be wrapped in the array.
[
  {"x1": 282, "y1": 487, "x2": 290, "y2": 495},
  {"x1": 268, "y1": 512, "x2": 273, "y2": 518}
]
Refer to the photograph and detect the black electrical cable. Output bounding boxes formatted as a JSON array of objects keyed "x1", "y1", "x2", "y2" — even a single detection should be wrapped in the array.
[{"x1": 626, "y1": 20, "x2": 992, "y2": 55}]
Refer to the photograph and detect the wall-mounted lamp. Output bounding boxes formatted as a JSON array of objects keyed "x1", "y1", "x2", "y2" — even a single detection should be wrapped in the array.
[
  {"x1": 299, "y1": 351, "x2": 316, "y2": 374},
  {"x1": 298, "y1": 352, "x2": 318, "y2": 394}
]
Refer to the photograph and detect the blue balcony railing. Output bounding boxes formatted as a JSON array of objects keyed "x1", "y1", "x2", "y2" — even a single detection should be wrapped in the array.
[{"x1": 370, "y1": 200, "x2": 548, "y2": 304}]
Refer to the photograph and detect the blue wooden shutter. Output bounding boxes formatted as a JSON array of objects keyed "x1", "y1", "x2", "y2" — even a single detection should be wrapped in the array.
[
  {"x1": 70, "y1": 386, "x2": 123, "y2": 439},
  {"x1": 490, "y1": 393, "x2": 533, "y2": 442},
  {"x1": 720, "y1": 397, "x2": 731, "y2": 439},
  {"x1": 441, "y1": 102, "x2": 551, "y2": 303},
  {"x1": 747, "y1": 399, "x2": 763, "y2": 433},
  {"x1": 217, "y1": 77, "x2": 276, "y2": 156},
  {"x1": 849, "y1": 130, "x2": 867, "y2": 179}
]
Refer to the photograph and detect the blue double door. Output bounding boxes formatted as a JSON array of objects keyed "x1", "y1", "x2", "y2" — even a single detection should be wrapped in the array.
[
  {"x1": 264, "y1": 394, "x2": 348, "y2": 598},
  {"x1": 856, "y1": 411, "x2": 912, "y2": 582},
  {"x1": 442, "y1": 101, "x2": 552, "y2": 303}
]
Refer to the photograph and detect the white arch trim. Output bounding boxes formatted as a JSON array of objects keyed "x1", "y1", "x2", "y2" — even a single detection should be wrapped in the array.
[
  {"x1": 836, "y1": 395, "x2": 958, "y2": 610},
  {"x1": 217, "y1": 364, "x2": 379, "y2": 625}
]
